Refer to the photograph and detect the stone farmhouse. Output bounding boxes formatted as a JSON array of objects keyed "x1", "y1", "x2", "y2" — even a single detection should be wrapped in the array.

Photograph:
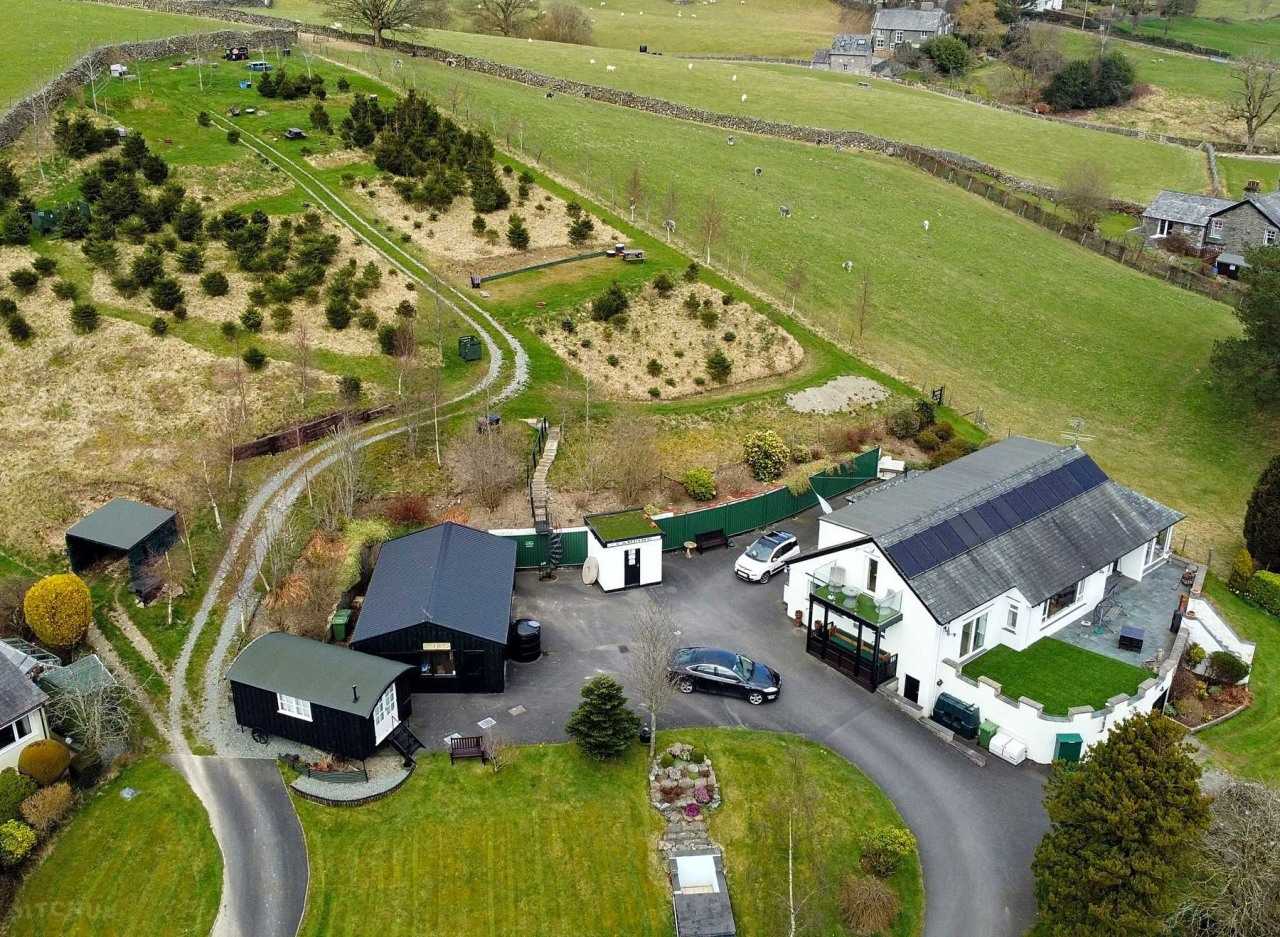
[
  {"x1": 870, "y1": 5, "x2": 952, "y2": 54},
  {"x1": 1142, "y1": 189, "x2": 1280, "y2": 260},
  {"x1": 812, "y1": 34, "x2": 875, "y2": 75}
]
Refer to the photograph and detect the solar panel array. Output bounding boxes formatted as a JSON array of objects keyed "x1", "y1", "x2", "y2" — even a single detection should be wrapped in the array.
[{"x1": 885, "y1": 455, "x2": 1108, "y2": 578}]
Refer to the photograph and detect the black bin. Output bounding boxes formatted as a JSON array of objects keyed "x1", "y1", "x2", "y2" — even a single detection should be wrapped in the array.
[{"x1": 508, "y1": 618, "x2": 542, "y2": 662}]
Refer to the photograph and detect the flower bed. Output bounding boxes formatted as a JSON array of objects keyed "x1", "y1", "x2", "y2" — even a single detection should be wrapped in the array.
[
  {"x1": 1166, "y1": 665, "x2": 1252, "y2": 730},
  {"x1": 649, "y1": 742, "x2": 721, "y2": 820}
]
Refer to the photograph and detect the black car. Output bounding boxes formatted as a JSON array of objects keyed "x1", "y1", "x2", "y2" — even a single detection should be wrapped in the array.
[{"x1": 669, "y1": 647, "x2": 781, "y2": 705}]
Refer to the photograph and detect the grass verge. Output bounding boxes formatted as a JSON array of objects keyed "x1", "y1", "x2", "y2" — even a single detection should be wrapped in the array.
[{"x1": 962, "y1": 637, "x2": 1152, "y2": 715}]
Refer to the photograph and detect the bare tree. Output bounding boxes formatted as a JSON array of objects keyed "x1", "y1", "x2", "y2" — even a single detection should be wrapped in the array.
[
  {"x1": 661, "y1": 181, "x2": 679, "y2": 243},
  {"x1": 471, "y1": 0, "x2": 541, "y2": 36},
  {"x1": 83, "y1": 52, "x2": 107, "y2": 115},
  {"x1": 451, "y1": 420, "x2": 521, "y2": 511},
  {"x1": 607, "y1": 418, "x2": 658, "y2": 505},
  {"x1": 168, "y1": 479, "x2": 202, "y2": 578},
  {"x1": 1057, "y1": 160, "x2": 1112, "y2": 230},
  {"x1": 258, "y1": 511, "x2": 300, "y2": 595},
  {"x1": 293, "y1": 321, "x2": 313, "y2": 417},
  {"x1": 1174, "y1": 779, "x2": 1280, "y2": 937},
  {"x1": 1005, "y1": 22, "x2": 1063, "y2": 104},
  {"x1": 628, "y1": 599, "x2": 680, "y2": 758},
  {"x1": 1228, "y1": 54, "x2": 1280, "y2": 153},
  {"x1": 534, "y1": 2, "x2": 593, "y2": 43},
  {"x1": 326, "y1": 417, "x2": 364, "y2": 527},
  {"x1": 854, "y1": 270, "x2": 871, "y2": 342},
  {"x1": 323, "y1": 0, "x2": 449, "y2": 46},
  {"x1": 784, "y1": 261, "x2": 808, "y2": 313},
  {"x1": 484, "y1": 730, "x2": 517, "y2": 772},
  {"x1": 766, "y1": 746, "x2": 827, "y2": 937},
  {"x1": 46, "y1": 683, "x2": 139, "y2": 766},
  {"x1": 625, "y1": 165, "x2": 645, "y2": 224},
  {"x1": 697, "y1": 192, "x2": 726, "y2": 265}
]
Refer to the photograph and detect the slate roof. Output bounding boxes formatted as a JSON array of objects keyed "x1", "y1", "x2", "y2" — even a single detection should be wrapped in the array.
[
  {"x1": 66, "y1": 498, "x2": 175, "y2": 551},
  {"x1": 872, "y1": 7, "x2": 948, "y2": 32},
  {"x1": 0, "y1": 654, "x2": 47, "y2": 724},
  {"x1": 1243, "y1": 191, "x2": 1280, "y2": 226},
  {"x1": 351, "y1": 522, "x2": 516, "y2": 646},
  {"x1": 228, "y1": 632, "x2": 410, "y2": 718},
  {"x1": 826, "y1": 438, "x2": 1183, "y2": 624},
  {"x1": 811, "y1": 49, "x2": 831, "y2": 64},
  {"x1": 1143, "y1": 190, "x2": 1235, "y2": 226},
  {"x1": 831, "y1": 33, "x2": 873, "y2": 54},
  {"x1": 38, "y1": 655, "x2": 116, "y2": 696}
]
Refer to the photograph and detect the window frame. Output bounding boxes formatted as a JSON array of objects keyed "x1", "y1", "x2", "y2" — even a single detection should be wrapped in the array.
[
  {"x1": 421, "y1": 645, "x2": 456, "y2": 677},
  {"x1": 1210, "y1": 218, "x2": 1224, "y2": 238},
  {"x1": 1004, "y1": 606, "x2": 1019, "y2": 635},
  {"x1": 0, "y1": 715, "x2": 32, "y2": 752},
  {"x1": 867, "y1": 557, "x2": 879, "y2": 593},
  {"x1": 1044, "y1": 580, "x2": 1082, "y2": 623},
  {"x1": 1266, "y1": 228, "x2": 1277, "y2": 245},
  {"x1": 276, "y1": 693, "x2": 313, "y2": 722}
]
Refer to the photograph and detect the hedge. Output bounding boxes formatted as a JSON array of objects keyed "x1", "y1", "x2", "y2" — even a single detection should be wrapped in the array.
[{"x1": 1246, "y1": 570, "x2": 1280, "y2": 617}]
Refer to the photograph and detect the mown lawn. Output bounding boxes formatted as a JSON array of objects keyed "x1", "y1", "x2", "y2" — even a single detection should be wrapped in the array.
[
  {"x1": 295, "y1": 730, "x2": 923, "y2": 937},
  {"x1": 1056, "y1": 27, "x2": 1237, "y2": 103},
  {"x1": 0, "y1": 0, "x2": 220, "y2": 104},
  {"x1": 7, "y1": 758, "x2": 221, "y2": 937},
  {"x1": 409, "y1": 30, "x2": 1206, "y2": 202},
  {"x1": 321, "y1": 40, "x2": 1278, "y2": 565},
  {"x1": 1198, "y1": 575, "x2": 1280, "y2": 785},
  {"x1": 962, "y1": 637, "x2": 1152, "y2": 715}
]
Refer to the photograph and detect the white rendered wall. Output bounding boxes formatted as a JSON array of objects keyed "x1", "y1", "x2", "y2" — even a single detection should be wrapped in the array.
[{"x1": 587, "y1": 535, "x2": 662, "y2": 592}]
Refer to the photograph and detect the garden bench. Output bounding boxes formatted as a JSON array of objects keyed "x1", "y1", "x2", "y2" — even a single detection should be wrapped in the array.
[
  {"x1": 693, "y1": 530, "x2": 729, "y2": 554},
  {"x1": 449, "y1": 735, "x2": 487, "y2": 764}
]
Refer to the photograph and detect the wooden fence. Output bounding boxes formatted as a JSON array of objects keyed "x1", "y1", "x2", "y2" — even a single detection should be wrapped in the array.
[
  {"x1": 901, "y1": 151, "x2": 1241, "y2": 306},
  {"x1": 232, "y1": 404, "x2": 394, "y2": 461}
]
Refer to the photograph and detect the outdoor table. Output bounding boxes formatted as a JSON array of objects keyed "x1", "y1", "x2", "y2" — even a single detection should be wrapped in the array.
[
  {"x1": 683, "y1": 540, "x2": 697, "y2": 559},
  {"x1": 1118, "y1": 624, "x2": 1145, "y2": 652}
]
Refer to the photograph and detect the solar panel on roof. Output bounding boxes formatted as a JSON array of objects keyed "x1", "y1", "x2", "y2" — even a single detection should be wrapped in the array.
[
  {"x1": 1055, "y1": 466, "x2": 1084, "y2": 497},
  {"x1": 918, "y1": 528, "x2": 950, "y2": 563},
  {"x1": 935, "y1": 521, "x2": 966, "y2": 554},
  {"x1": 887, "y1": 542, "x2": 924, "y2": 577},
  {"x1": 1067, "y1": 456, "x2": 1106, "y2": 489},
  {"x1": 1003, "y1": 488, "x2": 1034, "y2": 521},
  {"x1": 976, "y1": 502, "x2": 1011, "y2": 535},
  {"x1": 948, "y1": 515, "x2": 981, "y2": 548},
  {"x1": 991, "y1": 496, "x2": 1021, "y2": 528},
  {"x1": 1020, "y1": 479, "x2": 1051, "y2": 514},
  {"x1": 962, "y1": 508, "x2": 994, "y2": 540}
]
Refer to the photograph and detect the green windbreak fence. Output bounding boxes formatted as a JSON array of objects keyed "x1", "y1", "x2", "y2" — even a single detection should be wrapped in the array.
[{"x1": 502, "y1": 448, "x2": 879, "y2": 569}]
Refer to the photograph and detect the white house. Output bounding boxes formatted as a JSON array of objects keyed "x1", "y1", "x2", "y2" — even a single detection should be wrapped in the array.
[
  {"x1": 0, "y1": 652, "x2": 51, "y2": 774},
  {"x1": 783, "y1": 437, "x2": 1185, "y2": 764}
]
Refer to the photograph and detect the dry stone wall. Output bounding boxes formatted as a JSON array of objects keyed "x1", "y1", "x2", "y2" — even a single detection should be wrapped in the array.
[{"x1": 0, "y1": 27, "x2": 296, "y2": 148}]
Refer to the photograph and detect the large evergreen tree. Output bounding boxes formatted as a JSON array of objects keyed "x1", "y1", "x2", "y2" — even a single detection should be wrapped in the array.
[
  {"x1": 1244, "y1": 454, "x2": 1280, "y2": 571},
  {"x1": 1033, "y1": 712, "x2": 1209, "y2": 937},
  {"x1": 564, "y1": 676, "x2": 640, "y2": 760},
  {"x1": 1214, "y1": 246, "x2": 1280, "y2": 403}
]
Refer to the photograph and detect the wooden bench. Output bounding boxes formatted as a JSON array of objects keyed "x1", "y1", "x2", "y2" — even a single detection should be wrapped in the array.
[
  {"x1": 694, "y1": 529, "x2": 729, "y2": 554},
  {"x1": 449, "y1": 735, "x2": 487, "y2": 764}
]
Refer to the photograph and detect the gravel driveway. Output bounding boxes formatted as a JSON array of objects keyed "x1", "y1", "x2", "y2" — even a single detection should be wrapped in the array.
[{"x1": 408, "y1": 507, "x2": 1049, "y2": 937}]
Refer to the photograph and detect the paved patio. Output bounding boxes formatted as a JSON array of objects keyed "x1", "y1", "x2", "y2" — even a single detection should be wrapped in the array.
[{"x1": 1055, "y1": 560, "x2": 1190, "y2": 669}]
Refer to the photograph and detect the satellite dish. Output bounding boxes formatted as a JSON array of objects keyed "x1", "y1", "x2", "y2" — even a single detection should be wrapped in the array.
[
  {"x1": 842, "y1": 260, "x2": 854, "y2": 272},
  {"x1": 754, "y1": 166, "x2": 763, "y2": 176},
  {"x1": 779, "y1": 205, "x2": 791, "y2": 218},
  {"x1": 582, "y1": 556, "x2": 599, "y2": 585}
]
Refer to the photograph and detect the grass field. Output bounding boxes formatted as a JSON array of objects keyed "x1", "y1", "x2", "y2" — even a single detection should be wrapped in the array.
[
  {"x1": 1056, "y1": 27, "x2": 1238, "y2": 103},
  {"x1": 319, "y1": 39, "x2": 1277, "y2": 564},
  {"x1": 1116, "y1": 13, "x2": 1280, "y2": 57},
  {"x1": 1198, "y1": 576, "x2": 1280, "y2": 784},
  {"x1": 7, "y1": 758, "x2": 221, "y2": 937},
  {"x1": 1216, "y1": 154, "x2": 1280, "y2": 197},
  {"x1": 295, "y1": 730, "x2": 923, "y2": 937},
  {"x1": 406, "y1": 30, "x2": 1207, "y2": 201},
  {"x1": 0, "y1": 0, "x2": 220, "y2": 105},
  {"x1": 961, "y1": 637, "x2": 1152, "y2": 714},
  {"x1": 252, "y1": 0, "x2": 847, "y2": 57}
]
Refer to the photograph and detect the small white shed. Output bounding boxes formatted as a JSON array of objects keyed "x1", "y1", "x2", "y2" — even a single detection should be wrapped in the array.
[
  {"x1": 110, "y1": 63, "x2": 129, "y2": 78},
  {"x1": 585, "y1": 510, "x2": 663, "y2": 592}
]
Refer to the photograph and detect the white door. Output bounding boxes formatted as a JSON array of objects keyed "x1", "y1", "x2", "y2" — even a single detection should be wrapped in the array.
[{"x1": 373, "y1": 684, "x2": 399, "y2": 745}]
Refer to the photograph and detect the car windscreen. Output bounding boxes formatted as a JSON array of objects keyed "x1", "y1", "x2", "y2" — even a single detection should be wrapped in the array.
[
  {"x1": 744, "y1": 541, "x2": 773, "y2": 561},
  {"x1": 734, "y1": 656, "x2": 755, "y2": 681}
]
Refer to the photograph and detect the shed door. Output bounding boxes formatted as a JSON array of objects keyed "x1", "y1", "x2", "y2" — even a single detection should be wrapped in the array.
[
  {"x1": 372, "y1": 683, "x2": 399, "y2": 745},
  {"x1": 624, "y1": 548, "x2": 641, "y2": 587}
]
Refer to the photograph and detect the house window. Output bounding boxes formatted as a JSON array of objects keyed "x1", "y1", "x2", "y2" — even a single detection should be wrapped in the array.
[
  {"x1": 1045, "y1": 581, "x2": 1081, "y2": 621},
  {"x1": 1005, "y1": 606, "x2": 1019, "y2": 635},
  {"x1": 866, "y1": 557, "x2": 878, "y2": 593},
  {"x1": 1147, "y1": 527, "x2": 1172, "y2": 564},
  {"x1": 1210, "y1": 218, "x2": 1224, "y2": 239},
  {"x1": 960, "y1": 612, "x2": 988, "y2": 657},
  {"x1": 1157, "y1": 218, "x2": 1171, "y2": 237},
  {"x1": 894, "y1": 29, "x2": 904, "y2": 43},
  {"x1": 277, "y1": 694, "x2": 312, "y2": 722},
  {"x1": 1267, "y1": 228, "x2": 1277, "y2": 245},
  {"x1": 422, "y1": 645, "x2": 456, "y2": 677},
  {"x1": 875, "y1": 35, "x2": 886, "y2": 49},
  {"x1": 373, "y1": 686, "x2": 396, "y2": 723},
  {"x1": 0, "y1": 715, "x2": 32, "y2": 751}
]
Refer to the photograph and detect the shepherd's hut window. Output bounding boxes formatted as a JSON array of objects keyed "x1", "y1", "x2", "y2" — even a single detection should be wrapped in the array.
[{"x1": 277, "y1": 693, "x2": 313, "y2": 722}]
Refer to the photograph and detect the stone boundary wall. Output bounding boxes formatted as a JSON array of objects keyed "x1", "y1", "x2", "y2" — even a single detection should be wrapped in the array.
[
  {"x1": 0, "y1": 26, "x2": 296, "y2": 148},
  {"x1": 676, "y1": 53, "x2": 813, "y2": 66},
  {"x1": 1032, "y1": 10, "x2": 1233, "y2": 59},
  {"x1": 1205, "y1": 142, "x2": 1223, "y2": 196}
]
